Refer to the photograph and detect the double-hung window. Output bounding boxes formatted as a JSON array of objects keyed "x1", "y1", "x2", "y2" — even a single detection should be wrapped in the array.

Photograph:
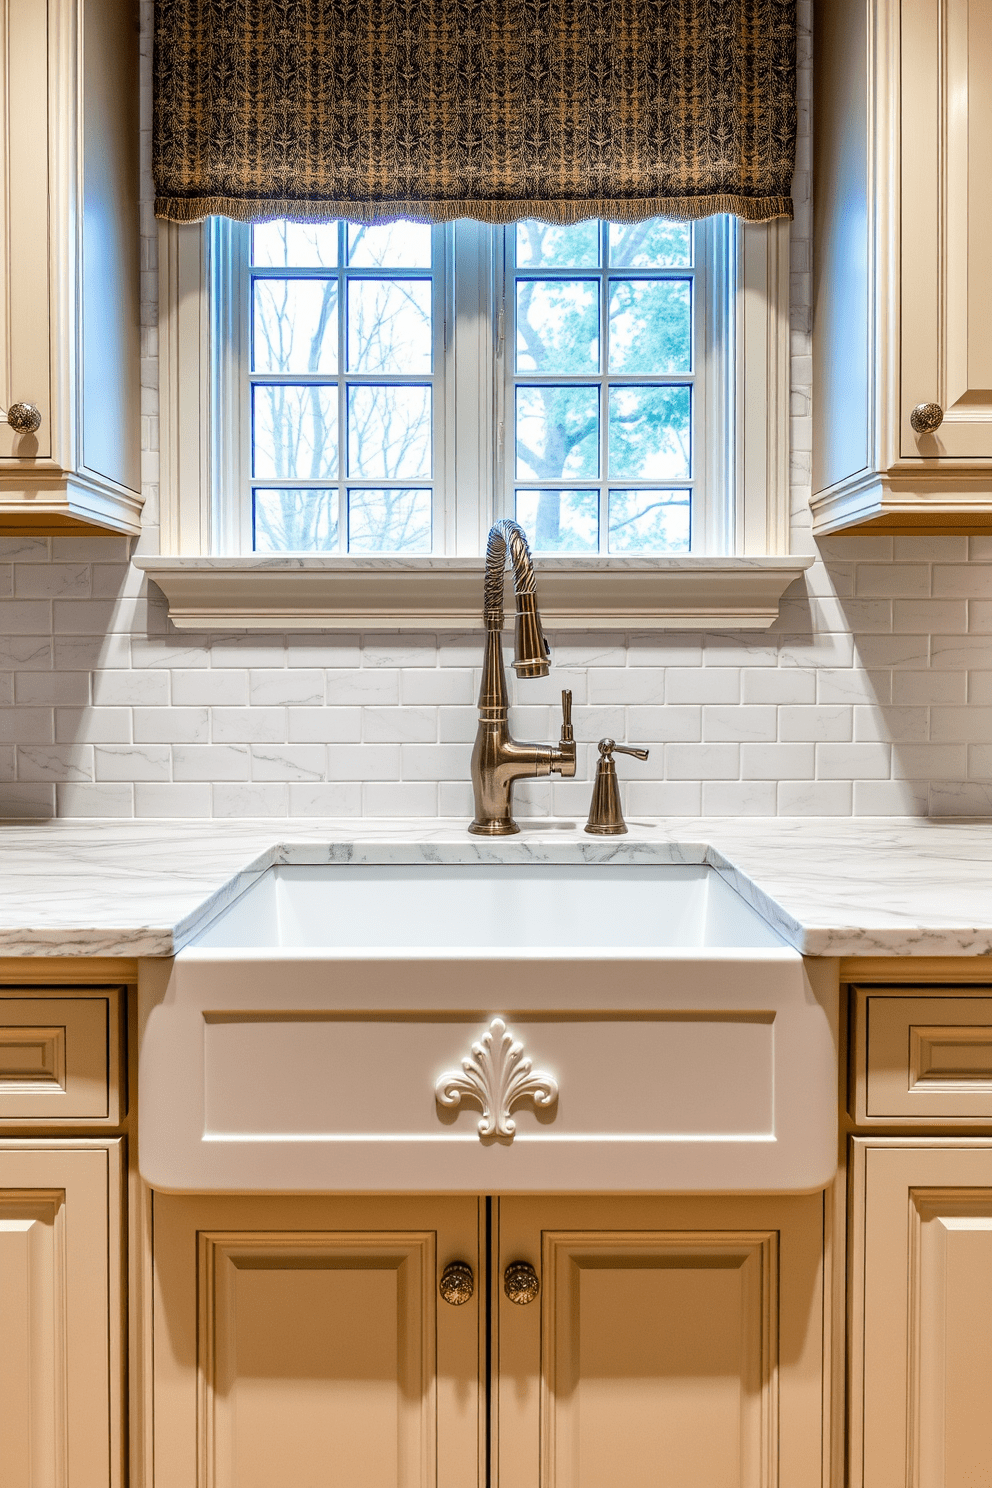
[{"x1": 218, "y1": 214, "x2": 739, "y2": 558}]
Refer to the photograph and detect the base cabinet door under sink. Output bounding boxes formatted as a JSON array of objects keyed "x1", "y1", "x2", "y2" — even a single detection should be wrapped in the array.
[{"x1": 151, "y1": 1191, "x2": 825, "y2": 1488}]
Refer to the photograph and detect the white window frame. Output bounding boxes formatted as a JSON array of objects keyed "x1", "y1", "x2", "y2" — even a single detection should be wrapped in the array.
[{"x1": 140, "y1": 214, "x2": 812, "y2": 629}]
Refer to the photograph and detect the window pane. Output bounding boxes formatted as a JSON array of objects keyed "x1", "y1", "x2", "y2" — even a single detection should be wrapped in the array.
[
  {"x1": 608, "y1": 220, "x2": 692, "y2": 268},
  {"x1": 347, "y1": 279, "x2": 432, "y2": 373},
  {"x1": 608, "y1": 385, "x2": 691, "y2": 479},
  {"x1": 346, "y1": 221, "x2": 432, "y2": 268},
  {"x1": 252, "y1": 385, "x2": 338, "y2": 478},
  {"x1": 609, "y1": 489, "x2": 691, "y2": 553},
  {"x1": 252, "y1": 221, "x2": 339, "y2": 268},
  {"x1": 252, "y1": 279, "x2": 338, "y2": 374},
  {"x1": 515, "y1": 220, "x2": 600, "y2": 268},
  {"x1": 515, "y1": 386, "x2": 599, "y2": 479},
  {"x1": 253, "y1": 488, "x2": 339, "y2": 552},
  {"x1": 608, "y1": 279, "x2": 691, "y2": 374},
  {"x1": 515, "y1": 279, "x2": 600, "y2": 374},
  {"x1": 515, "y1": 490, "x2": 599, "y2": 552},
  {"x1": 348, "y1": 385, "x2": 432, "y2": 478},
  {"x1": 348, "y1": 488, "x2": 432, "y2": 552}
]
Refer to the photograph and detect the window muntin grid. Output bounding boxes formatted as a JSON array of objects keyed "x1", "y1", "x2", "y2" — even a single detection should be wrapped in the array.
[
  {"x1": 248, "y1": 220, "x2": 443, "y2": 554},
  {"x1": 505, "y1": 219, "x2": 698, "y2": 555}
]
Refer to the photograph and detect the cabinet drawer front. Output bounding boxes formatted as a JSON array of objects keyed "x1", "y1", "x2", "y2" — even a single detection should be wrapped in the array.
[
  {"x1": 0, "y1": 990, "x2": 122, "y2": 1124},
  {"x1": 857, "y1": 988, "x2": 992, "y2": 1123}
]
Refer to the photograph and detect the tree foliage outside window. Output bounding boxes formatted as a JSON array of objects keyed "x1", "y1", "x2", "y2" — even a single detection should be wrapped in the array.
[{"x1": 248, "y1": 216, "x2": 698, "y2": 555}]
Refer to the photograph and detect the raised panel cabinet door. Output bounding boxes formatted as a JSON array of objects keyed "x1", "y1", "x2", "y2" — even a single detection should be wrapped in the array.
[
  {"x1": 495, "y1": 1194, "x2": 824, "y2": 1488},
  {"x1": 0, "y1": 1141, "x2": 123, "y2": 1488},
  {"x1": 152, "y1": 1194, "x2": 484, "y2": 1488},
  {"x1": 0, "y1": 0, "x2": 53, "y2": 464},
  {"x1": 853, "y1": 1140, "x2": 992, "y2": 1488},
  {"x1": 900, "y1": 0, "x2": 992, "y2": 460}
]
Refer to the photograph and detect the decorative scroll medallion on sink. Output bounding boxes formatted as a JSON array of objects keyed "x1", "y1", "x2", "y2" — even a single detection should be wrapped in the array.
[{"x1": 435, "y1": 1017, "x2": 559, "y2": 1139}]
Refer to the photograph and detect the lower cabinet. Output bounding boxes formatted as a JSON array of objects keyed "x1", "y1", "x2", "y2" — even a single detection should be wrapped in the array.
[
  {"x1": 0, "y1": 1141, "x2": 123, "y2": 1488},
  {"x1": 852, "y1": 1140, "x2": 992, "y2": 1488},
  {"x1": 152, "y1": 1190, "x2": 825, "y2": 1488}
]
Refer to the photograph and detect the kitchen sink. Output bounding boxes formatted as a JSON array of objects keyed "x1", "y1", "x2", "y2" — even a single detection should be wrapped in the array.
[
  {"x1": 193, "y1": 863, "x2": 789, "y2": 951},
  {"x1": 139, "y1": 860, "x2": 837, "y2": 1196}
]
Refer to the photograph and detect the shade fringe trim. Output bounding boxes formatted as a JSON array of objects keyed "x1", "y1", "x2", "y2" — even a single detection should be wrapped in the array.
[{"x1": 155, "y1": 193, "x2": 794, "y2": 227}]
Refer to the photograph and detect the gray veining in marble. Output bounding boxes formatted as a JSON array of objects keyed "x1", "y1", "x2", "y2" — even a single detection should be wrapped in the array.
[{"x1": 1, "y1": 816, "x2": 992, "y2": 958}]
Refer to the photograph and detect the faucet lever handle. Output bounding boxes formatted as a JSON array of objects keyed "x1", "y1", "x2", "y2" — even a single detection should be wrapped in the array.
[
  {"x1": 560, "y1": 688, "x2": 574, "y2": 743},
  {"x1": 612, "y1": 743, "x2": 649, "y2": 761}
]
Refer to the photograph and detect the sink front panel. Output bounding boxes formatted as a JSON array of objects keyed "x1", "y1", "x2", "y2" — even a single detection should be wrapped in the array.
[{"x1": 139, "y1": 947, "x2": 838, "y2": 1194}]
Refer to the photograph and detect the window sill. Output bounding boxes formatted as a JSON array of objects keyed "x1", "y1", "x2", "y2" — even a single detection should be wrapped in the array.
[{"x1": 134, "y1": 554, "x2": 813, "y2": 631}]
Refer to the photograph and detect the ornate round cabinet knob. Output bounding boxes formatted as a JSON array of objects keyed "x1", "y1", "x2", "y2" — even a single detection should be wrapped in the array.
[
  {"x1": 503, "y1": 1260, "x2": 540, "y2": 1305},
  {"x1": 439, "y1": 1261, "x2": 475, "y2": 1306},
  {"x1": 910, "y1": 402, "x2": 944, "y2": 435},
  {"x1": 6, "y1": 402, "x2": 42, "y2": 435}
]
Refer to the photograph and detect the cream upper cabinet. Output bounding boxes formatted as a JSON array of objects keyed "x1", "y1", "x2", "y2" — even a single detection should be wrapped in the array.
[
  {"x1": 812, "y1": 0, "x2": 992, "y2": 534},
  {"x1": 851, "y1": 1141, "x2": 992, "y2": 1488},
  {"x1": 0, "y1": 0, "x2": 141, "y2": 535}
]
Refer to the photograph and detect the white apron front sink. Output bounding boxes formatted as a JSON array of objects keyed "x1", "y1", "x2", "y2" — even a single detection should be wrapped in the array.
[{"x1": 139, "y1": 863, "x2": 838, "y2": 1194}]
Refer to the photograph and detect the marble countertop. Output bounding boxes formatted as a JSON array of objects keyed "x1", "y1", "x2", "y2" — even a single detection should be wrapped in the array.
[{"x1": 1, "y1": 816, "x2": 991, "y2": 959}]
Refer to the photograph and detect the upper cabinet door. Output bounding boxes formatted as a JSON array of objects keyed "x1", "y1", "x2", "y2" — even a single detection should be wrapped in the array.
[
  {"x1": 901, "y1": 0, "x2": 992, "y2": 461},
  {"x1": 0, "y1": 0, "x2": 141, "y2": 535},
  {"x1": 494, "y1": 1194, "x2": 825, "y2": 1488},
  {"x1": 152, "y1": 1193, "x2": 484, "y2": 1488},
  {"x1": 0, "y1": 0, "x2": 52, "y2": 465}
]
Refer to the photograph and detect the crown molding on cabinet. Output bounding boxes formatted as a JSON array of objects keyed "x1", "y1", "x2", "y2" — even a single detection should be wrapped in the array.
[{"x1": 134, "y1": 553, "x2": 814, "y2": 632}]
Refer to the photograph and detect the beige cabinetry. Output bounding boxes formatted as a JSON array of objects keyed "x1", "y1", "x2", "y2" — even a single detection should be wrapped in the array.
[
  {"x1": 151, "y1": 1190, "x2": 825, "y2": 1488},
  {"x1": 0, "y1": 0, "x2": 140, "y2": 535},
  {"x1": 0, "y1": 1140, "x2": 123, "y2": 1488},
  {"x1": 812, "y1": 0, "x2": 992, "y2": 534},
  {"x1": 851, "y1": 1141, "x2": 992, "y2": 1488},
  {"x1": 849, "y1": 977, "x2": 992, "y2": 1488}
]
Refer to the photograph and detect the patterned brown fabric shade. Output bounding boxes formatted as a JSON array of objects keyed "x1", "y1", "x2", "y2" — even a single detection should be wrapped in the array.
[{"x1": 154, "y1": 0, "x2": 797, "y2": 227}]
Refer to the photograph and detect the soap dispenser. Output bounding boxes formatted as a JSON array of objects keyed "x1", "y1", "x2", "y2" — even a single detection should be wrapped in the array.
[{"x1": 584, "y1": 737, "x2": 649, "y2": 835}]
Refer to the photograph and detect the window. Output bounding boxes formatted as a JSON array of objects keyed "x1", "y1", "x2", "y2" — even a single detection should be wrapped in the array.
[
  {"x1": 216, "y1": 213, "x2": 740, "y2": 558},
  {"x1": 147, "y1": 210, "x2": 804, "y2": 630}
]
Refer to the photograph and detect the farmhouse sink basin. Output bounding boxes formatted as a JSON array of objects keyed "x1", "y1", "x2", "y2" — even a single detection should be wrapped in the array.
[
  {"x1": 193, "y1": 863, "x2": 789, "y2": 950},
  {"x1": 139, "y1": 861, "x2": 838, "y2": 1195}
]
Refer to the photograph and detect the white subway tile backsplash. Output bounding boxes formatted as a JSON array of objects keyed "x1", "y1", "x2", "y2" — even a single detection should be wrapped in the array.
[
  {"x1": 777, "y1": 780, "x2": 852, "y2": 814},
  {"x1": 95, "y1": 744, "x2": 171, "y2": 781},
  {"x1": 93, "y1": 669, "x2": 169, "y2": 706},
  {"x1": 666, "y1": 668, "x2": 740, "y2": 705},
  {"x1": 134, "y1": 781, "x2": 212, "y2": 816},
  {"x1": 14, "y1": 672, "x2": 89, "y2": 706},
  {"x1": 588, "y1": 668, "x2": 664, "y2": 705},
  {"x1": 739, "y1": 742, "x2": 815, "y2": 779},
  {"x1": 211, "y1": 707, "x2": 287, "y2": 743},
  {"x1": 249, "y1": 669, "x2": 324, "y2": 706},
  {"x1": 816, "y1": 742, "x2": 890, "y2": 779},
  {"x1": 666, "y1": 743, "x2": 739, "y2": 779},
  {"x1": 741, "y1": 668, "x2": 815, "y2": 704},
  {"x1": 171, "y1": 668, "x2": 246, "y2": 706},
  {"x1": 14, "y1": 564, "x2": 91, "y2": 599},
  {"x1": 173, "y1": 744, "x2": 248, "y2": 781},
  {"x1": 401, "y1": 743, "x2": 469, "y2": 780},
  {"x1": 702, "y1": 781, "x2": 778, "y2": 816},
  {"x1": 0, "y1": 707, "x2": 54, "y2": 744},
  {"x1": 56, "y1": 707, "x2": 131, "y2": 744},
  {"x1": 326, "y1": 743, "x2": 402, "y2": 780},
  {"x1": 213, "y1": 782, "x2": 290, "y2": 816},
  {"x1": 325, "y1": 668, "x2": 400, "y2": 705},
  {"x1": 362, "y1": 706, "x2": 436, "y2": 742},
  {"x1": 779, "y1": 705, "x2": 852, "y2": 742},
  {"x1": 626, "y1": 705, "x2": 700, "y2": 742},
  {"x1": 852, "y1": 780, "x2": 929, "y2": 815},
  {"x1": 17, "y1": 745, "x2": 93, "y2": 781},
  {"x1": 55, "y1": 782, "x2": 134, "y2": 817},
  {"x1": 288, "y1": 781, "x2": 363, "y2": 815},
  {"x1": 250, "y1": 745, "x2": 326, "y2": 781},
  {"x1": 400, "y1": 668, "x2": 475, "y2": 705},
  {"x1": 133, "y1": 706, "x2": 209, "y2": 744},
  {"x1": 287, "y1": 706, "x2": 362, "y2": 743},
  {"x1": 930, "y1": 706, "x2": 992, "y2": 743},
  {"x1": 626, "y1": 780, "x2": 702, "y2": 815},
  {"x1": 363, "y1": 781, "x2": 438, "y2": 815},
  {"x1": 702, "y1": 705, "x2": 777, "y2": 743}
]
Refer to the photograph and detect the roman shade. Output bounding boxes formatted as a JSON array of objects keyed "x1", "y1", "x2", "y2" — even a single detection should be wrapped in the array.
[{"x1": 154, "y1": 0, "x2": 797, "y2": 226}]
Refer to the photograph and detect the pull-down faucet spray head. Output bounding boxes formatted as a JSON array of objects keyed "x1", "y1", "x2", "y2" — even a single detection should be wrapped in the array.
[{"x1": 482, "y1": 519, "x2": 550, "y2": 679}]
